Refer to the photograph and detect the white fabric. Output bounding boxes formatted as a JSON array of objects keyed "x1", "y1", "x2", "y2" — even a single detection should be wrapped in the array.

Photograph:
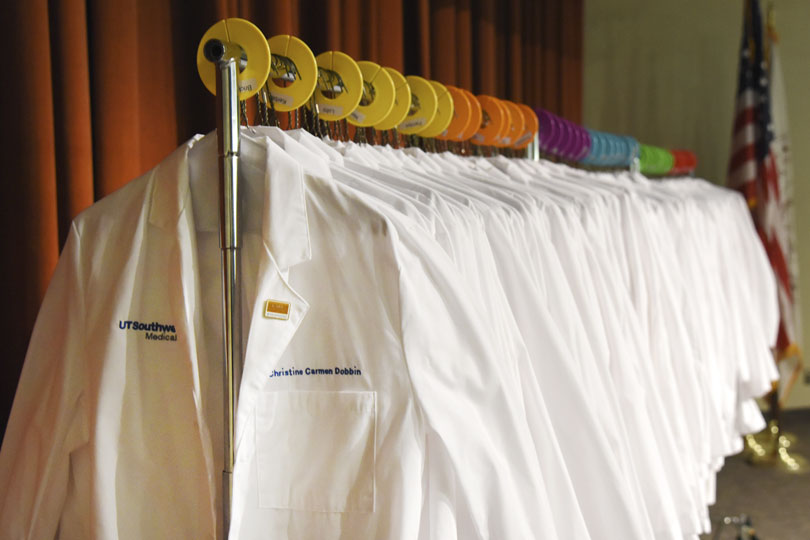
[{"x1": 0, "y1": 128, "x2": 779, "y2": 539}]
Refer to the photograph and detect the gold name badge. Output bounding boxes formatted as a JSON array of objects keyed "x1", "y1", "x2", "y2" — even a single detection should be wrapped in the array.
[{"x1": 264, "y1": 300, "x2": 290, "y2": 320}]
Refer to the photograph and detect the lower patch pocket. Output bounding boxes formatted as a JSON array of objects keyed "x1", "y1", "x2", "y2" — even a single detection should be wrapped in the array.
[{"x1": 255, "y1": 390, "x2": 376, "y2": 512}]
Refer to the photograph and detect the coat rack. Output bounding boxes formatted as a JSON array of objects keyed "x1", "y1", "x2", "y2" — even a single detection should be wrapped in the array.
[
  {"x1": 192, "y1": 16, "x2": 704, "y2": 539},
  {"x1": 197, "y1": 18, "x2": 270, "y2": 537}
]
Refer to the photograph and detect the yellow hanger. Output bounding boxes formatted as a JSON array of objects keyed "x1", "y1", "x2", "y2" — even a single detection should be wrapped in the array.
[
  {"x1": 419, "y1": 81, "x2": 455, "y2": 139},
  {"x1": 374, "y1": 68, "x2": 412, "y2": 131},
  {"x1": 196, "y1": 18, "x2": 271, "y2": 100},
  {"x1": 261, "y1": 34, "x2": 318, "y2": 112},
  {"x1": 309, "y1": 51, "x2": 364, "y2": 122},
  {"x1": 347, "y1": 61, "x2": 397, "y2": 127},
  {"x1": 398, "y1": 75, "x2": 438, "y2": 135}
]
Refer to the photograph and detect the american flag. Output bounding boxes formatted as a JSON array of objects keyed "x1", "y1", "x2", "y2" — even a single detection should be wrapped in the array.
[{"x1": 727, "y1": 0, "x2": 798, "y2": 357}]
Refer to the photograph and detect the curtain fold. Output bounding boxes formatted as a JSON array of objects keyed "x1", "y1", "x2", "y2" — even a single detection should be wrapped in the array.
[{"x1": 0, "y1": 0, "x2": 581, "y2": 437}]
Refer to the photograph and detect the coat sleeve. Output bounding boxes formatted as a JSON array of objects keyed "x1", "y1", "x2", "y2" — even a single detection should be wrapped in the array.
[{"x1": 0, "y1": 223, "x2": 89, "y2": 539}]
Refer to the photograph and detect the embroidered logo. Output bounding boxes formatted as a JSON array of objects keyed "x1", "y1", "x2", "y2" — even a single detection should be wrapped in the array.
[{"x1": 118, "y1": 320, "x2": 178, "y2": 342}]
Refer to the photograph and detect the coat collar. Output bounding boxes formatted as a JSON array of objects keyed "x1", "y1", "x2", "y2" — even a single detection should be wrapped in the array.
[
  {"x1": 148, "y1": 129, "x2": 311, "y2": 271},
  {"x1": 144, "y1": 131, "x2": 312, "y2": 528}
]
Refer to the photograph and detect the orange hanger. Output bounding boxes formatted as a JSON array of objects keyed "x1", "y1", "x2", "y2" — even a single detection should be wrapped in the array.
[
  {"x1": 472, "y1": 95, "x2": 507, "y2": 146},
  {"x1": 458, "y1": 89, "x2": 482, "y2": 141},
  {"x1": 436, "y1": 85, "x2": 472, "y2": 141},
  {"x1": 514, "y1": 103, "x2": 539, "y2": 150},
  {"x1": 500, "y1": 100, "x2": 526, "y2": 148},
  {"x1": 490, "y1": 98, "x2": 512, "y2": 148}
]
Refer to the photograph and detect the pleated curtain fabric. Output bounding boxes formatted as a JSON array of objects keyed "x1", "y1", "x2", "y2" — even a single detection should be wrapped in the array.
[{"x1": 0, "y1": 0, "x2": 582, "y2": 437}]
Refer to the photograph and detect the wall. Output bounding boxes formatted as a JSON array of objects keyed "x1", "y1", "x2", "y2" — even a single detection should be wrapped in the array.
[{"x1": 584, "y1": 0, "x2": 810, "y2": 408}]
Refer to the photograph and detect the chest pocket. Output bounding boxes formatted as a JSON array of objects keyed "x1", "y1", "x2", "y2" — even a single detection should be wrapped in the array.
[{"x1": 255, "y1": 390, "x2": 376, "y2": 512}]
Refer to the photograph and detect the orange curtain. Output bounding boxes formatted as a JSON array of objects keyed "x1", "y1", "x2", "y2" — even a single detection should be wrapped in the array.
[{"x1": 0, "y1": 0, "x2": 582, "y2": 436}]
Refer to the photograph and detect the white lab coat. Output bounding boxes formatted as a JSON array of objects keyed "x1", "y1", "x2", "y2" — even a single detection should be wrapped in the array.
[
  {"x1": 0, "y1": 137, "x2": 220, "y2": 539},
  {"x1": 0, "y1": 132, "x2": 564, "y2": 539},
  {"x1": 0, "y1": 127, "x2": 781, "y2": 540}
]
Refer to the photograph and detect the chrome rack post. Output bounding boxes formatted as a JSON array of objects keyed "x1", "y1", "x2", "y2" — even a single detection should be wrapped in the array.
[
  {"x1": 529, "y1": 131, "x2": 541, "y2": 161},
  {"x1": 203, "y1": 38, "x2": 245, "y2": 539}
]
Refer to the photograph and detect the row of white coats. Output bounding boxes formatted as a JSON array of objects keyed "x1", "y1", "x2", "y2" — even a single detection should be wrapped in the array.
[{"x1": 0, "y1": 126, "x2": 777, "y2": 539}]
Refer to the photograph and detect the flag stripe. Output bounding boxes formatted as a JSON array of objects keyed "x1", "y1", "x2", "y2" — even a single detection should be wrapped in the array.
[
  {"x1": 727, "y1": 0, "x2": 799, "y2": 356},
  {"x1": 729, "y1": 143, "x2": 757, "y2": 172},
  {"x1": 733, "y1": 106, "x2": 756, "y2": 132}
]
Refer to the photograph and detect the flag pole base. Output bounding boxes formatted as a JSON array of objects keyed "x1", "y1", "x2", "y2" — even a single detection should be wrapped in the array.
[
  {"x1": 746, "y1": 419, "x2": 798, "y2": 447},
  {"x1": 743, "y1": 421, "x2": 808, "y2": 474}
]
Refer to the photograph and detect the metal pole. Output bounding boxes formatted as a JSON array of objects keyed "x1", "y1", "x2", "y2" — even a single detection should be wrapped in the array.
[
  {"x1": 529, "y1": 131, "x2": 540, "y2": 161},
  {"x1": 203, "y1": 38, "x2": 244, "y2": 539}
]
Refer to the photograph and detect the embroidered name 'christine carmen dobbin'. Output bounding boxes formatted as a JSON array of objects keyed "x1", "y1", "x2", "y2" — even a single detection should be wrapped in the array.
[
  {"x1": 269, "y1": 366, "x2": 363, "y2": 378},
  {"x1": 118, "y1": 320, "x2": 178, "y2": 342}
]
